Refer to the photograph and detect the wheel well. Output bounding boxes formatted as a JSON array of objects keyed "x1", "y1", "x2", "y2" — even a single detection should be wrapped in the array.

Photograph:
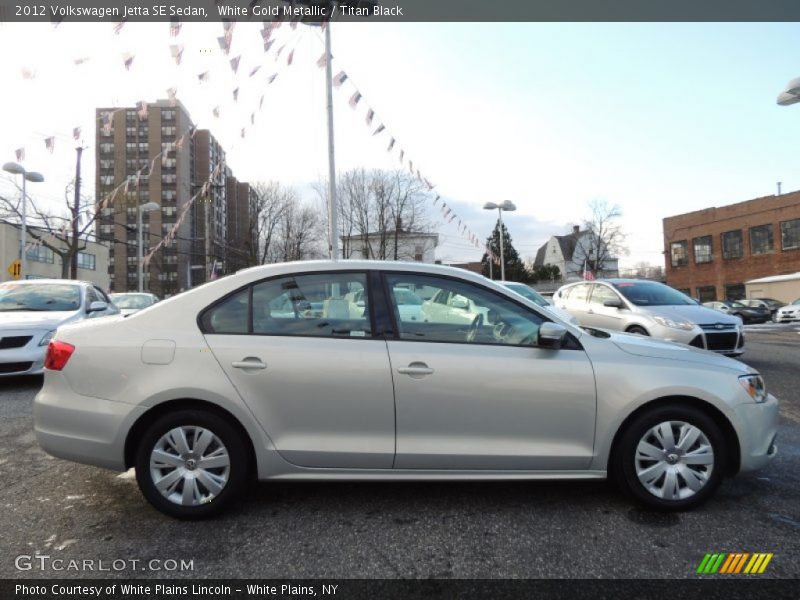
[
  {"x1": 124, "y1": 399, "x2": 257, "y2": 474},
  {"x1": 608, "y1": 396, "x2": 741, "y2": 476},
  {"x1": 625, "y1": 324, "x2": 648, "y2": 333}
]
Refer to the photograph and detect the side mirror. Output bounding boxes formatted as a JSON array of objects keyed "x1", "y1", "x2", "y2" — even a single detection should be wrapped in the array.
[
  {"x1": 449, "y1": 295, "x2": 470, "y2": 310},
  {"x1": 603, "y1": 298, "x2": 624, "y2": 309},
  {"x1": 88, "y1": 301, "x2": 108, "y2": 313},
  {"x1": 538, "y1": 322, "x2": 568, "y2": 349}
]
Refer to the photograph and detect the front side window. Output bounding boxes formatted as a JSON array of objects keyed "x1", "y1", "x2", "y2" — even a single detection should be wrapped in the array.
[
  {"x1": 670, "y1": 240, "x2": 688, "y2": 267},
  {"x1": 589, "y1": 284, "x2": 620, "y2": 306},
  {"x1": 780, "y1": 218, "x2": 800, "y2": 251},
  {"x1": 750, "y1": 224, "x2": 774, "y2": 255},
  {"x1": 693, "y1": 235, "x2": 713, "y2": 264},
  {"x1": 385, "y1": 273, "x2": 544, "y2": 347},
  {"x1": 721, "y1": 230, "x2": 743, "y2": 259}
]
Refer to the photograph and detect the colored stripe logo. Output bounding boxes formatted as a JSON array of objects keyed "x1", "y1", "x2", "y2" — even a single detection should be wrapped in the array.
[{"x1": 696, "y1": 553, "x2": 773, "y2": 574}]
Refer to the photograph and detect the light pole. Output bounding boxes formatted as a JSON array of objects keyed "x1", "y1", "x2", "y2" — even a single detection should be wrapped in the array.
[
  {"x1": 777, "y1": 76, "x2": 800, "y2": 106},
  {"x1": 137, "y1": 201, "x2": 159, "y2": 292},
  {"x1": 3, "y1": 162, "x2": 44, "y2": 280},
  {"x1": 483, "y1": 200, "x2": 517, "y2": 281}
]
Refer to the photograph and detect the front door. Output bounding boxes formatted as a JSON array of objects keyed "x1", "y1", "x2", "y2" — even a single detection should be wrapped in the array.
[
  {"x1": 383, "y1": 273, "x2": 597, "y2": 471},
  {"x1": 202, "y1": 271, "x2": 396, "y2": 469}
]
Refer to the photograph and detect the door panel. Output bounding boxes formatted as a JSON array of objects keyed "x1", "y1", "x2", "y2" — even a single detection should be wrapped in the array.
[{"x1": 207, "y1": 336, "x2": 395, "y2": 469}]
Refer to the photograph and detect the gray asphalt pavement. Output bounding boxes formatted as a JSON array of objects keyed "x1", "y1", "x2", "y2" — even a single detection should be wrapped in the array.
[{"x1": 1, "y1": 326, "x2": 798, "y2": 579}]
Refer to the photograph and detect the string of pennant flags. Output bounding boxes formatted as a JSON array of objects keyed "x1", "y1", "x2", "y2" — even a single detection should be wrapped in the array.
[{"x1": 9, "y1": 19, "x2": 500, "y2": 269}]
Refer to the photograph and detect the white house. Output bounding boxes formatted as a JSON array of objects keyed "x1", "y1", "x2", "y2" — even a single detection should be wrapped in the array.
[
  {"x1": 341, "y1": 229, "x2": 439, "y2": 263},
  {"x1": 533, "y1": 226, "x2": 619, "y2": 281}
]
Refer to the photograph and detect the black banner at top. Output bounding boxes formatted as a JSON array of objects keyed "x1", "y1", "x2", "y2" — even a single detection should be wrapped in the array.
[{"x1": 2, "y1": 0, "x2": 800, "y2": 23}]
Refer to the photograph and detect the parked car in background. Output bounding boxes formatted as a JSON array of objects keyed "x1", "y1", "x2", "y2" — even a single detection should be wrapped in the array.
[
  {"x1": 109, "y1": 292, "x2": 159, "y2": 316},
  {"x1": 554, "y1": 279, "x2": 745, "y2": 356},
  {"x1": 703, "y1": 300, "x2": 770, "y2": 324},
  {"x1": 392, "y1": 287, "x2": 424, "y2": 322},
  {"x1": 774, "y1": 298, "x2": 800, "y2": 322},
  {"x1": 421, "y1": 288, "x2": 489, "y2": 326},
  {"x1": 34, "y1": 261, "x2": 778, "y2": 518},
  {"x1": 737, "y1": 298, "x2": 785, "y2": 320},
  {"x1": 0, "y1": 279, "x2": 119, "y2": 377},
  {"x1": 500, "y1": 281, "x2": 579, "y2": 325}
]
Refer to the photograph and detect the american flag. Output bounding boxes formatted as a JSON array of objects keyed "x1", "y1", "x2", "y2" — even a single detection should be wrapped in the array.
[{"x1": 583, "y1": 259, "x2": 596, "y2": 281}]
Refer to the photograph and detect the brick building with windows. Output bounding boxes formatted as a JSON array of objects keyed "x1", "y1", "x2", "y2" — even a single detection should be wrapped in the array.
[{"x1": 663, "y1": 190, "x2": 800, "y2": 301}]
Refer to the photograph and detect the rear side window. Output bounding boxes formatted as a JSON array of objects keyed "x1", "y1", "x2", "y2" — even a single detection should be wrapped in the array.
[{"x1": 202, "y1": 289, "x2": 249, "y2": 334}]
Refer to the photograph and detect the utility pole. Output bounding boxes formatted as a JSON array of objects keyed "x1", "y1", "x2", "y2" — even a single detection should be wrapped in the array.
[{"x1": 70, "y1": 146, "x2": 83, "y2": 279}]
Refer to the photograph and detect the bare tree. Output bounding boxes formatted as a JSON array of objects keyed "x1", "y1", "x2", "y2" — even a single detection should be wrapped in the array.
[
  {"x1": 0, "y1": 177, "x2": 100, "y2": 279},
  {"x1": 331, "y1": 168, "x2": 436, "y2": 260},
  {"x1": 272, "y1": 203, "x2": 325, "y2": 262},
  {"x1": 579, "y1": 199, "x2": 627, "y2": 275}
]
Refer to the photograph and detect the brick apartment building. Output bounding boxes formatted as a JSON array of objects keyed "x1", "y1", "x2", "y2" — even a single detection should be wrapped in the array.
[
  {"x1": 663, "y1": 190, "x2": 800, "y2": 301},
  {"x1": 95, "y1": 100, "x2": 254, "y2": 296}
]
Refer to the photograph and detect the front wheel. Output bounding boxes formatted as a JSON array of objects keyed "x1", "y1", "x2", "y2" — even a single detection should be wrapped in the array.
[
  {"x1": 626, "y1": 325, "x2": 649, "y2": 336},
  {"x1": 611, "y1": 405, "x2": 726, "y2": 511},
  {"x1": 134, "y1": 409, "x2": 249, "y2": 519}
]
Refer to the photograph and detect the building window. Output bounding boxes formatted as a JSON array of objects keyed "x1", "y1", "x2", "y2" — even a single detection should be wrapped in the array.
[
  {"x1": 780, "y1": 218, "x2": 800, "y2": 251},
  {"x1": 26, "y1": 245, "x2": 54, "y2": 263},
  {"x1": 670, "y1": 240, "x2": 688, "y2": 267},
  {"x1": 724, "y1": 283, "x2": 745, "y2": 302},
  {"x1": 162, "y1": 109, "x2": 175, "y2": 121},
  {"x1": 77, "y1": 252, "x2": 96, "y2": 271},
  {"x1": 100, "y1": 143, "x2": 114, "y2": 154},
  {"x1": 696, "y1": 286, "x2": 716, "y2": 303},
  {"x1": 721, "y1": 230, "x2": 743, "y2": 259},
  {"x1": 749, "y1": 224, "x2": 774, "y2": 255},
  {"x1": 693, "y1": 236, "x2": 713, "y2": 264}
]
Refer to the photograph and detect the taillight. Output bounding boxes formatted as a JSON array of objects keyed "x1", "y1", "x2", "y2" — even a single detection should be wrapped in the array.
[{"x1": 44, "y1": 340, "x2": 75, "y2": 371}]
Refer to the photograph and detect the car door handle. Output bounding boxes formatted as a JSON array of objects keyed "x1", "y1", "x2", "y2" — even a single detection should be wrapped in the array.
[
  {"x1": 397, "y1": 362, "x2": 434, "y2": 377},
  {"x1": 231, "y1": 358, "x2": 267, "y2": 370}
]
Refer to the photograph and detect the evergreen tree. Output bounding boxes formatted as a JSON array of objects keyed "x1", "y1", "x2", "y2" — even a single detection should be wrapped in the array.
[{"x1": 480, "y1": 220, "x2": 528, "y2": 281}]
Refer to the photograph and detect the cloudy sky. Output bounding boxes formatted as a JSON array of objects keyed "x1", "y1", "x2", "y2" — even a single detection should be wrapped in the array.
[{"x1": 0, "y1": 21, "x2": 798, "y2": 268}]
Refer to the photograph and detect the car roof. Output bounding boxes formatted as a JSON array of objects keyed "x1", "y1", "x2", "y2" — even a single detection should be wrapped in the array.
[{"x1": 1, "y1": 278, "x2": 94, "y2": 287}]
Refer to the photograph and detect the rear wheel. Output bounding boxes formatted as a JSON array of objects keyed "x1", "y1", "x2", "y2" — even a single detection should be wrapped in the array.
[
  {"x1": 134, "y1": 409, "x2": 249, "y2": 519},
  {"x1": 626, "y1": 325, "x2": 649, "y2": 336},
  {"x1": 612, "y1": 405, "x2": 726, "y2": 511}
]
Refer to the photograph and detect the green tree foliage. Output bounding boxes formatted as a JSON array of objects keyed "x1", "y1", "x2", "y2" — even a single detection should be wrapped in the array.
[{"x1": 480, "y1": 220, "x2": 528, "y2": 282}]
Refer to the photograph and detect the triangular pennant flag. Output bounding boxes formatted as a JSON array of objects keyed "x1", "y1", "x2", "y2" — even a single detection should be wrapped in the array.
[
  {"x1": 399, "y1": 150, "x2": 404, "y2": 164},
  {"x1": 332, "y1": 71, "x2": 348, "y2": 87},
  {"x1": 263, "y1": 40, "x2": 274, "y2": 53},
  {"x1": 267, "y1": 73, "x2": 278, "y2": 84},
  {"x1": 136, "y1": 101, "x2": 148, "y2": 120},
  {"x1": 349, "y1": 91, "x2": 362, "y2": 108},
  {"x1": 249, "y1": 66, "x2": 261, "y2": 77},
  {"x1": 286, "y1": 50, "x2": 294, "y2": 66},
  {"x1": 169, "y1": 18, "x2": 181, "y2": 37},
  {"x1": 212, "y1": 106, "x2": 220, "y2": 118},
  {"x1": 73, "y1": 127, "x2": 81, "y2": 141},
  {"x1": 259, "y1": 95, "x2": 265, "y2": 109},
  {"x1": 232, "y1": 88, "x2": 239, "y2": 102},
  {"x1": 73, "y1": 57, "x2": 90, "y2": 65},
  {"x1": 113, "y1": 20, "x2": 126, "y2": 35},
  {"x1": 316, "y1": 53, "x2": 328, "y2": 69},
  {"x1": 167, "y1": 87, "x2": 178, "y2": 106},
  {"x1": 198, "y1": 71, "x2": 210, "y2": 83},
  {"x1": 241, "y1": 128, "x2": 246, "y2": 138},
  {"x1": 434, "y1": 195, "x2": 440, "y2": 205},
  {"x1": 169, "y1": 44, "x2": 184, "y2": 65},
  {"x1": 372, "y1": 124, "x2": 385, "y2": 136},
  {"x1": 217, "y1": 36, "x2": 231, "y2": 55},
  {"x1": 275, "y1": 44, "x2": 286, "y2": 60},
  {"x1": 229, "y1": 55, "x2": 241, "y2": 73},
  {"x1": 44, "y1": 137, "x2": 55, "y2": 154},
  {"x1": 387, "y1": 138, "x2": 395, "y2": 152},
  {"x1": 250, "y1": 113, "x2": 255, "y2": 125},
  {"x1": 365, "y1": 109, "x2": 375, "y2": 126},
  {"x1": 122, "y1": 53, "x2": 135, "y2": 71}
]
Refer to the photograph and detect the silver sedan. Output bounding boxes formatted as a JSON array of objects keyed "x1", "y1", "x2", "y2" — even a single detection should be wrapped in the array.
[{"x1": 34, "y1": 262, "x2": 778, "y2": 518}]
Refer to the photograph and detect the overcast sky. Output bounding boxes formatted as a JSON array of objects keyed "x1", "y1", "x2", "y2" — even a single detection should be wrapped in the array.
[{"x1": 0, "y1": 21, "x2": 798, "y2": 267}]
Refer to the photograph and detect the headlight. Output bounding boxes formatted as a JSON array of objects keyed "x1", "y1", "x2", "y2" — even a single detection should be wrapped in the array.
[
  {"x1": 652, "y1": 316, "x2": 695, "y2": 331},
  {"x1": 739, "y1": 374, "x2": 767, "y2": 403},
  {"x1": 39, "y1": 329, "x2": 56, "y2": 347}
]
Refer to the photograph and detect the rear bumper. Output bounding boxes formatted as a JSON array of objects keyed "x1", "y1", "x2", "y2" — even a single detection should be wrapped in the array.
[
  {"x1": 733, "y1": 393, "x2": 779, "y2": 473},
  {"x1": 34, "y1": 372, "x2": 144, "y2": 471}
]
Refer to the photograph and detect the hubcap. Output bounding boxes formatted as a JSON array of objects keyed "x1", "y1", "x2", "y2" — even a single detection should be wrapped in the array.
[
  {"x1": 635, "y1": 420, "x2": 714, "y2": 501},
  {"x1": 149, "y1": 426, "x2": 230, "y2": 506}
]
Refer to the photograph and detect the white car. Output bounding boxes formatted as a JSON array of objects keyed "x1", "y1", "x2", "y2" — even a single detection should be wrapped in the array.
[
  {"x1": 109, "y1": 292, "x2": 159, "y2": 316},
  {"x1": 35, "y1": 261, "x2": 778, "y2": 518},
  {"x1": 774, "y1": 298, "x2": 800, "y2": 322},
  {"x1": 421, "y1": 288, "x2": 489, "y2": 326},
  {"x1": 500, "y1": 281, "x2": 579, "y2": 326},
  {"x1": 0, "y1": 279, "x2": 119, "y2": 377}
]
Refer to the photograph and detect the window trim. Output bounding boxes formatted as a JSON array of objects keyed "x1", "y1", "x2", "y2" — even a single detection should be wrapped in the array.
[
  {"x1": 670, "y1": 240, "x2": 689, "y2": 267},
  {"x1": 198, "y1": 269, "x2": 377, "y2": 340},
  {"x1": 692, "y1": 235, "x2": 713, "y2": 264},
  {"x1": 379, "y1": 270, "x2": 583, "y2": 351},
  {"x1": 780, "y1": 218, "x2": 800, "y2": 251}
]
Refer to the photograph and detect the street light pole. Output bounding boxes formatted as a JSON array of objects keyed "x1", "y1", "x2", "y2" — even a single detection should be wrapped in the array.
[
  {"x1": 137, "y1": 201, "x2": 160, "y2": 292},
  {"x1": 324, "y1": 20, "x2": 339, "y2": 260},
  {"x1": 483, "y1": 200, "x2": 516, "y2": 281},
  {"x1": 3, "y1": 162, "x2": 44, "y2": 280}
]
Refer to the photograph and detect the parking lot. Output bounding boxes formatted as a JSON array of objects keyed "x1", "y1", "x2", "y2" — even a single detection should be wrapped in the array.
[{"x1": 1, "y1": 324, "x2": 798, "y2": 580}]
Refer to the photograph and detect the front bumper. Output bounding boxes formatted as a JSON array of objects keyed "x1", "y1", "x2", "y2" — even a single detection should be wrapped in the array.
[
  {"x1": 0, "y1": 330, "x2": 48, "y2": 376},
  {"x1": 732, "y1": 393, "x2": 779, "y2": 473},
  {"x1": 34, "y1": 371, "x2": 145, "y2": 471}
]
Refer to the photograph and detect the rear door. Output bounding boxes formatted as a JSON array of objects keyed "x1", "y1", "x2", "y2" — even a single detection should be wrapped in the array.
[{"x1": 202, "y1": 271, "x2": 396, "y2": 469}]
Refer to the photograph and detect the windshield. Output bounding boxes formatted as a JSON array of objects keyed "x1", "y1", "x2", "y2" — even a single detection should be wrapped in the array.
[
  {"x1": 503, "y1": 283, "x2": 548, "y2": 307},
  {"x1": 612, "y1": 282, "x2": 696, "y2": 306},
  {"x1": 0, "y1": 283, "x2": 82, "y2": 312},
  {"x1": 110, "y1": 294, "x2": 155, "y2": 309},
  {"x1": 393, "y1": 289, "x2": 423, "y2": 306}
]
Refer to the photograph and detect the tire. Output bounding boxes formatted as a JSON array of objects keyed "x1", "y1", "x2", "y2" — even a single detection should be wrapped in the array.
[
  {"x1": 134, "y1": 409, "x2": 250, "y2": 519},
  {"x1": 626, "y1": 325, "x2": 649, "y2": 336},
  {"x1": 611, "y1": 404, "x2": 726, "y2": 511}
]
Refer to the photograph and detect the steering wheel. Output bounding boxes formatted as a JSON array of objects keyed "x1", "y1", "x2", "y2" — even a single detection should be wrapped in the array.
[{"x1": 466, "y1": 313, "x2": 484, "y2": 342}]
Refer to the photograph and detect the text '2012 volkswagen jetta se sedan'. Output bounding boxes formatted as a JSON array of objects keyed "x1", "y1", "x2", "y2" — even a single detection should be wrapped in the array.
[{"x1": 34, "y1": 261, "x2": 778, "y2": 518}]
